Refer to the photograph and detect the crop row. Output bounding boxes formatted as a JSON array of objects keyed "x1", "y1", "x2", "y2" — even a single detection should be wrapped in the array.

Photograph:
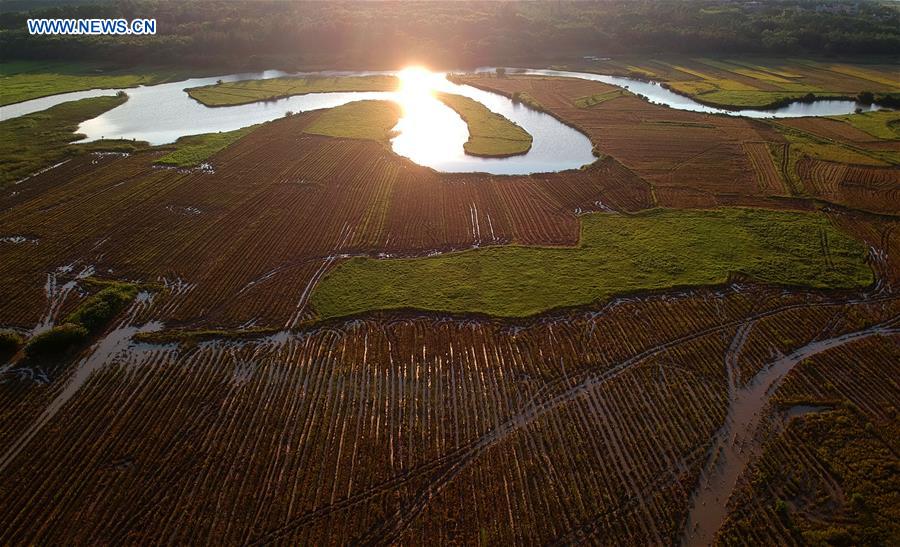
[
  {"x1": 2, "y1": 285, "x2": 897, "y2": 544},
  {"x1": 796, "y1": 157, "x2": 900, "y2": 214},
  {"x1": 718, "y1": 334, "x2": 900, "y2": 544},
  {"x1": 452, "y1": 75, "x2": 796, "y2": 210}
]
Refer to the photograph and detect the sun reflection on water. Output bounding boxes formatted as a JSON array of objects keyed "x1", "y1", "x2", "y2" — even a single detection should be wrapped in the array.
[{"x1": 390, "y1": 67, "x2": 470, "y2": 165}]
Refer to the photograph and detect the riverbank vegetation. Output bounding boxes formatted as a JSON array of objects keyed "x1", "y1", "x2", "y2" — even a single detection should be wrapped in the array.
[
  {"x1": 0, "y1": 93, "x2": 127, "y2": 187},
  {"x1": 311, "y1": 208, "x2": 872, "y2": 318},
  {"x1": 303, "y1": 100, "x2": 401, "y2": 142},
  {"x1": 0, "y1": 61, "x2": 187, "y2": 106},
  {"x1": 436, "y1": 92, "x2": 532, "y2": 157},
  {"x1": 186, "y1": 75, "x2": 398, "y2": 107}
]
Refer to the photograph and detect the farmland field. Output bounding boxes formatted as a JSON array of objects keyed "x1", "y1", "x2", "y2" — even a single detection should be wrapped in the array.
[
  {"x1": 1, "y1": 49, "x2": 899, "y2": 547},
  {"x1": 571, "y1": 58, "x2": 900, "y2": 109}
]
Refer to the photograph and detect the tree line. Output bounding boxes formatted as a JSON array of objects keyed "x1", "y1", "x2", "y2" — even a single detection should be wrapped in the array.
[{"x1": 1, "y1": 1, "x2": 898, "y2": 69}]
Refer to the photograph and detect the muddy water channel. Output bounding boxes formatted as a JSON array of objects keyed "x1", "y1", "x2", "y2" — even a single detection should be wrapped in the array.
[
  {"x1": 681, "y1": 318, "x2": 900, "y2": 546},
  {"x1": 0, "y1": 67, "x2": 879, "y2": 175}
]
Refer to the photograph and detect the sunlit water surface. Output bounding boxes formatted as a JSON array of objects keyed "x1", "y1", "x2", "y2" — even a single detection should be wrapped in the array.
[{"x1": 0, "y1": 66, "x2": 882, "y2": 175}]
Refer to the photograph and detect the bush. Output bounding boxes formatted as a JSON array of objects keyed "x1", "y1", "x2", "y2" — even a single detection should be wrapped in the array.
[
  {"x1": 874, "y1": 93, "x2": 900, "y2": 108},
  {"x1": 850, "y1": 492, "x2": 866, "y2": 510},
  {"x1": 495, "y1": 67, "x2": 506, "y2": 78},
  {"x1": 774, "y1": 498, "x2": 793, "y2": 527},
  {"x1": 64, "y1": 285, "x2": 138, "y2": 333},
  {"x1": 24, "y1": 324, "x2": 89, "y2": 358},
  {"x1": 0, "y1": 330, "x2": 24, "y2": 357},
  {"x1": 856, "y1": 91, "x2": 874, "y2": 104},
  {"x1": 19, "y1": 282, "x2": 138, "y2": 362}
]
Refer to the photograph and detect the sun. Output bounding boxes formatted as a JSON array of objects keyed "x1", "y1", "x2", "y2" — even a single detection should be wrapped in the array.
[{"x1": 398, "y1": 66, "x2": 435, "y2": 97}]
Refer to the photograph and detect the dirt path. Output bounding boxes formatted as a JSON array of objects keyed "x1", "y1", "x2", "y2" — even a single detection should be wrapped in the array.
[{"x1": 681, "y1": 316, "x2": 900, "y2": 546}]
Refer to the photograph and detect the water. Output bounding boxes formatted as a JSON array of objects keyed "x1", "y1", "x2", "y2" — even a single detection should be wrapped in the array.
[
  {"x1": 390, "y1": 68, "x2": 595, "y2": 174},
  {"x1": 0, "y1": 67, "x2": 882, "y2": 175}
]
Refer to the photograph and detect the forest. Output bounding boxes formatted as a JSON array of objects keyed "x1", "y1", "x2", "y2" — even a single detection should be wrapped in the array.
[{"x1": 1, "y1": 0, "x2": 899, "y2": 70}]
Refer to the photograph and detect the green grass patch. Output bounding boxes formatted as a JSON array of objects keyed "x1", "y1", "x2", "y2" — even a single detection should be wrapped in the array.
[
  {"x1": 304, "y1": 100, "x2": 401, "y2": 142},
  {"x1": 510, "y1": 91, "x2": 544, "y2": 111},
  {"x1": 156, "y1": 124, "x2": 262, "y2": 168},
  {"x1": 436, "y1": 92, "x2": 532, "y2": 157},
  {"x1": 311, "y1": 208, "x2": 872, "y2": 319},
  {"x1": 0, "y1": 94, "x2": 128, "y2": 188},
  {"x1": 828, "y1": 111, "x2": 900, "y2": 141},
  {"x1": 63, "y1": 284, "x2": 138, "y2": 334},
  {"x1": 23, "y1": 324, "x2": 89, "y2": 359},
  {"x1": 74, "y1": 139, "x2": 149, "y2": 154},
  {"x1": 0, "y1": 330, "x2": 24, "y2": 360},
  {"x1": 671, "y1": 87, "x2": 848, "y2": 109},
  {"x1": 574, "y1": 89, "x2": 624, "y2": 108},
  {"x1": 0, "y1": 61, "x2": 187, "y2": 106},
  {"x1": 187, "y1": 75, "x2": 398, "y2": 107}
]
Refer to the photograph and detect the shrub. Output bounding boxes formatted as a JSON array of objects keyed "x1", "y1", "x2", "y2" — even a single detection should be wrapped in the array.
[
  {"x1": 774, "y1": 498, "x2": 794, "y2": 527},
  {"x1": 874, "y1": 93, "x2": 900, "y2": 108},
  {"x1": 0, "y1": 330, "x2": 24, "y2": 357},
  {"x1": 495, "y1": 67, "x2": 506, "y2": 78},
  {"x1": 20, "y1": 282, "x2": 138, "y2": 362},
  {"x1": 64, "y1": 285, "x2": 138, "y2": 333},
  {"x1": 850, "y1": 492, "x2": 866, "y2": 510},
  {"x1": 24, "y1": 324, "x2": 89, "y2": 358},
  {"x1": 856, "y1": 91, "x2": 874, "y2": 104}
]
